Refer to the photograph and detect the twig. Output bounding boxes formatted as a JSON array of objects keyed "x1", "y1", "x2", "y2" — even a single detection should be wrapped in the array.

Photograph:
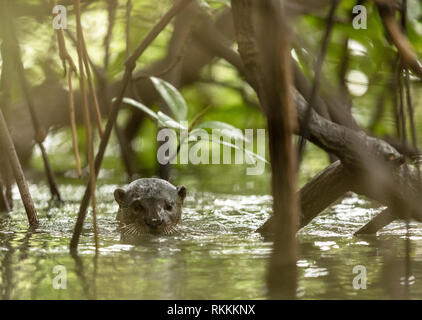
[
  {"x1": 134, "y1": 3, "x2": 196, "y2": 83},
  {"x1": 73, "y1": 0, "x2": 99, "y2": 253},
  {"x1": 15, "y1": 56, "x2": 63, "y2": 202},
  {"x1": 104, "y1": 0, "x2": 118, "y2": 71},
  {"x1": 70, "y1": 0, "x2": 193, "y2": 251},
  {"x1": 68, "y1": 67, "x2": 82, "y2": 177},
  {"x1": 188, "y1": 105, "x2": 211, "y2": 132},
  {"x1": 108, "y1": 0, "x2": 137, "y2": 178},
  {"x1": 405, "y1": 68, "x2": 418, "y2": 150},
  {"x1": 0, "y1": 183, "x2": 11, "y2": 213},
  {"x1": 81, "y1": 38, "x2": 104, "y2": 137},
  {"x1": 378, "y1": 3, "x2": 422, "y2": 80},
  {"x1": 64, "y1": 2, "x2": 104, "y2": 137},
  {"x1": 297, "y1": 0, "x2": 340, "y2": 161},
  {"x1": 126, "y1": 0, "x2": 132, "y2": 59},
  {"x1": 64, "y1": 29, "x2": 106, "y2": 83},
  {"x1": 132, "y1": 55, "x2": 184, "y2": 81},
  {"x1": 337, "y1": 0, "x2": 364, "y2": 109},
  {"x1": 400, "y1": 0, "x2": 416, "y2": 296},
  {"x1": 397, "y1": 64, "x2": 407, "y2": 142},
  {"x1": 132, "y1": 20, "x2": 194, "y2": 82},
  {"x1": 0, "y1": 43, "x2": 14, "y2": 210},
  {"x1": 0, "y1": 109, "x2": 38, "y2": 227},
  {"x1": 198, "y1": 78, "x2": 260, "y2": 109},
  {"x1": 54, "y1": 6, "x2": 82, "y2": 177}
]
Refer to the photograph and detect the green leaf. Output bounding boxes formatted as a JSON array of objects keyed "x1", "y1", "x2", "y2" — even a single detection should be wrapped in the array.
[
  {"x1": 157, "y1": 111, "x2": 188, "y2": 130},
  {"x1": 209, "y1": 0, "x2": 230, "y2": 7},
  {"x1": 151, "y1": 77, "x2": 188, "y2": 121},
  {"x1": 189, "y1": 129, "x2": 268, "y2": 164},
  {"x1": 196, "y1": 0, "x2": 211, "y2": 9},
  {"x1": 197, "y1": 121, "x2": 250, "y2": 142},
  {"x1": 244, "y1": 148, "x2": 268, "y2": 164},
  {"x1": 121, "y1": 97, "x2": 158, "y2": 120}
]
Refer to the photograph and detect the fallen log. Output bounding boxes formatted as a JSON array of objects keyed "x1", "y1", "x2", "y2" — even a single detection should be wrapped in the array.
[
  {"x1": 354, "y1": 208, "x2": 396, "y2": 235},
  {"x1": 295, "y1": 93, "x2": 403, "y2": 168},
  {"x1": 258, "y1": 95, "x2": 422, "y2": 236},
  {"x1": 257, "y1": 160, "x2": 352, "y2": 235},
  {"x1": 259, "y1": 160, "x2": 421, "y2": 236}
]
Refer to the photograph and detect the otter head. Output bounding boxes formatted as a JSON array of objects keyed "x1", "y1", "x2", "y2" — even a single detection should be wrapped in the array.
[{"x1": 114, "y1": 178, "x2": 186, "y2": 237}]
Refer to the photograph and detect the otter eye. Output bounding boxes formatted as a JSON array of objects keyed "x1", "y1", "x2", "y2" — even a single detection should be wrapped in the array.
[
  {"x1": 131, "y1": 200, "x2": 143, "y2": 211},
  {"x1": 165, "y1": 202, "x2": 173, "y2": 211}
]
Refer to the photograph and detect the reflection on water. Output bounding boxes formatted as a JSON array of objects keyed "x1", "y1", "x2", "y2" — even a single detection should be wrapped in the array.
[{"x1": 0, "y1": 183, "x2": 421, "y2": 299}]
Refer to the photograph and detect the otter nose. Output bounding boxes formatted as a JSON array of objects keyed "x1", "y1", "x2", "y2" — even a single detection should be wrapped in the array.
[{"x1": 145, "y1": 217, "x2": 163, "y2": 227}]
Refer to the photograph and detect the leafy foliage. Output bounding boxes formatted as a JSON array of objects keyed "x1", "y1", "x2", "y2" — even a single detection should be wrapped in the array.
[{"x1": 122, "y1": 77, "x2": 265, "y2": 166}]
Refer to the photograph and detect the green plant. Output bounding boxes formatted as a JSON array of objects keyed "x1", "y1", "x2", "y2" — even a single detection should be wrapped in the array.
[{"x1": 121, "y1": 76, "x2": 267, "y2": 165}]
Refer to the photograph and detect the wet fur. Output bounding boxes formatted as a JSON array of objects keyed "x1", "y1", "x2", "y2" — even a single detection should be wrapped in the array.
[{"x1": 114, "y1": 178, "x2": 186, "y2": 239}]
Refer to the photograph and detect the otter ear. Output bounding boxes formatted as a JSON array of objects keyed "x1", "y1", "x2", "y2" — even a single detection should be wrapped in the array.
[
  {"x1": 177, "y1": 185, "x2": 187, "y2": 202},
  {"x1": 114, "y1": 188, "x2": 126, "y2": 206}
]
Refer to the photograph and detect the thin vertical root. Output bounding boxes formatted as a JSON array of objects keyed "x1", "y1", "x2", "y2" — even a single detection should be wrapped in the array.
[
  {"x1": 297, "y1": 0, "x2": 340, "y2": 162},
  {"x1": 82, "y1": 42, "x2": 104, "y2": 137},
  {"x1": 0, "y1": 109, "x2": 39, "y2": 226},
  {"x1": 78, "y1": 27, "x2": 104, "y2": 137},
  {"x1": 55, "y1": 14, "x2": 82, "y2": 178},
  {"x1": 68, "y1": 68, "x2": 82, "y2": 177},
  {"x1": 74, "y1": 0, "x2": 99, "y2": 253},
  {"x1": 104, "y1": 0, "x2": 118, "y2": 70}
]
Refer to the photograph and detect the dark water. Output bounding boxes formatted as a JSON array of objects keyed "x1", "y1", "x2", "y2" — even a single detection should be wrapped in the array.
[{"x1": 1, "y1": 177, "x2": 421, "y2": 299}]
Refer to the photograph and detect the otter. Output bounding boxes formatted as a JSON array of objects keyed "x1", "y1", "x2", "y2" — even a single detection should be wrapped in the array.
[{"x1": 114, "y1": 178, "x2": 187, "y2": 238}]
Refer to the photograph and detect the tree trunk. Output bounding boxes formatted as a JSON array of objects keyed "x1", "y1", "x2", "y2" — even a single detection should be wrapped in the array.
[
  {"x1": 232, "y1": 0, "x2": 299, "y2": 299},
  {"x1": 258, "y1": 160, "x2": 353, "y2": 235}
]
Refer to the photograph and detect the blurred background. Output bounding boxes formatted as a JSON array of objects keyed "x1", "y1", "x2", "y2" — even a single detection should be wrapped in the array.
[{"x1": 0, "y1": 0, "x2": 422, "y2": 300}]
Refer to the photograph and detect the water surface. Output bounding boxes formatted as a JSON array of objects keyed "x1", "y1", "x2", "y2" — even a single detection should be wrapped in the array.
[{"x1": 1, "y1": 178, "x2": 421, "y2": 299}]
